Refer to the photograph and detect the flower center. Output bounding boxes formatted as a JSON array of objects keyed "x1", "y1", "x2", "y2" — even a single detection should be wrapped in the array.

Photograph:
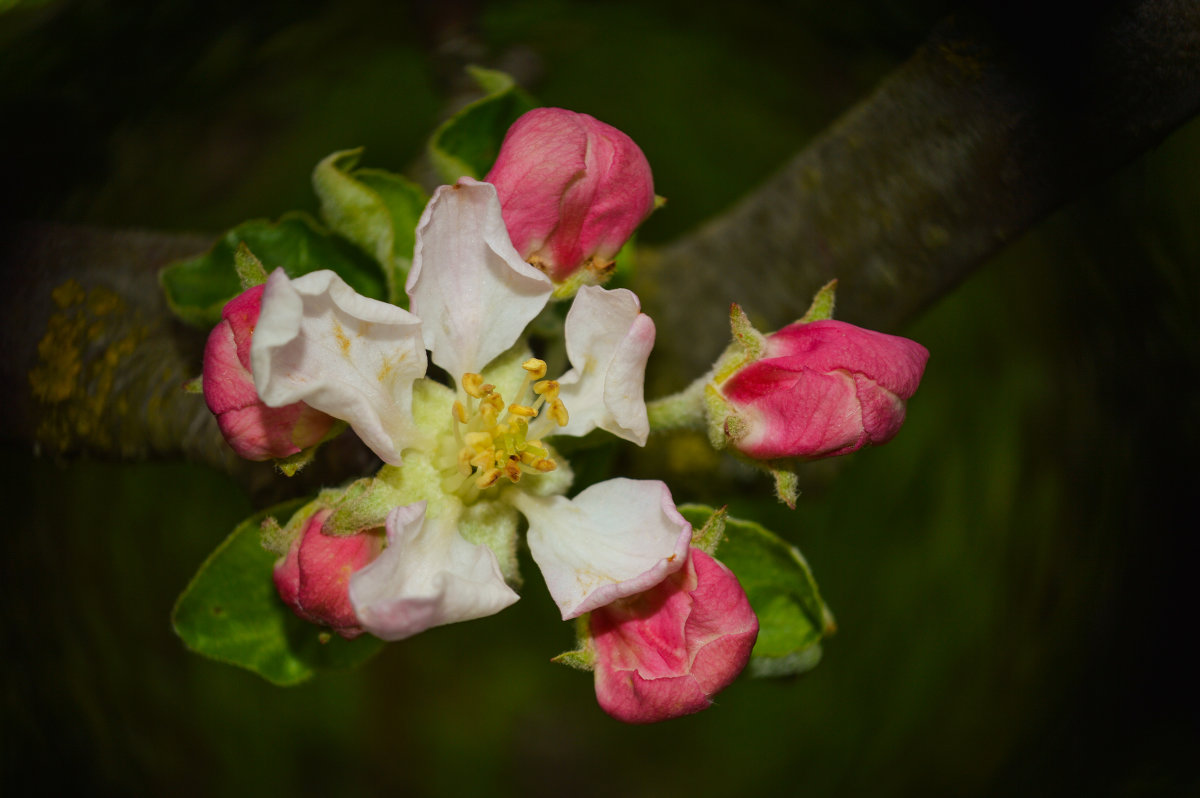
[{"x1": 439, "y1": 357, "x2": 568, "y2": 500}]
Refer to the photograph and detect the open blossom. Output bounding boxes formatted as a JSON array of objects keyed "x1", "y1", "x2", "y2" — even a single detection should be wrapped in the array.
[
  {"x1": 590, "y1": 548, "x2": 758, "y2": 723},
  {"x1": 202, "y1": 284, "x2": 335, "y2": 460},
  {"x1": 713, "y1": 319, "x2": 929, "y2": 460},
  {"x1": 485, "y1": 107, "x2": 655, "y2": 282},
  {"x1": 272, "y1": 508, "x2": 382, "y2": 639},
  {"x1": 251, "y1": 177, "x2": 688, "y2": 641}
]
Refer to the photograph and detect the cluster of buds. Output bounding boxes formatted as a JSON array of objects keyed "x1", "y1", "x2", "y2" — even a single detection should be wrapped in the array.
[{"x1": 195, "y1": 105, "x2": 928, "y2": 725}]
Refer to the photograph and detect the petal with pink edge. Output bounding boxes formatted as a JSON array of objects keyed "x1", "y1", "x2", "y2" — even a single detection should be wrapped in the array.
[
  {"x1": 556, "y1": 286, "x2": 655, "y2": 445},
  {"x1": 406, "y1": 178, "x2": 552, "y2": 379},
  {"x1": 348, "y1": 502, "x2": 520, "y2": 641},
  {"x1": 251, "y1": 269, "x2": 427, "y2": 465},
  {"x1": 512, "y1": 478, "x2": 691, "y2": 620}
]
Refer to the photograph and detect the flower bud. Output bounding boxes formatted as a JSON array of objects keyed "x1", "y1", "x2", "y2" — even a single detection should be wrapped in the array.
[
  {"x1": 484, "y1": 107, "x2": 655, "y2": 282},
  {"x1": 273, "y1": 509, "x2": 384, "y2": 639},
  {"x1": 590, "y1": 548, "x2": 758, "y2": 723},
  {"x1": 202, "y1": 284, "x2": 335, "y2": 460},
  {"x1": 712, "y1": 319, "x2": 928, "y2": 460}
]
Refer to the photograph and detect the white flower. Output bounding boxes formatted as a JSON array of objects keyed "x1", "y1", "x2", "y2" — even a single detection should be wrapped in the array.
[{"x1": 251, "y1": 177, "x2": 687, "y2": 639}]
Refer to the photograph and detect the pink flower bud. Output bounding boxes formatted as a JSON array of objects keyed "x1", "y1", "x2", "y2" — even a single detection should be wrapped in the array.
[
  {"x1": 484, "y1": 107, "x2": 655, "y2": 281},
  {"x1": 717, "y1": 319, "x2": 929, "y2": 460},
  {"x1": 273, "y1": 509, "x2": 384, "y2": 639},
  {"x1": 590, "y1": 548, "x2": 758, "y2": 724},
  {"x1": 202, "y1": 285, "x2": 335, "y2": 460}
]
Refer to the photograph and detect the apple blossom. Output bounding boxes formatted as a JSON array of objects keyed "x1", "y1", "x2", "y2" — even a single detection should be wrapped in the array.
[
  {"x1": 485, "y1": 107, "x2": 655, "y2": 282},
  {"x1": 590, "y1": 548, "x2": 758, "y2": 723},
  {"x1": 712, "y1": 319, "x2": 929, "y2": 461},
  {"x1": 202, "y1": 284, "x2": 336, "y2": 460},
  {"x1": 251, "y1": 177, "x2": 681, "y2": 641}
]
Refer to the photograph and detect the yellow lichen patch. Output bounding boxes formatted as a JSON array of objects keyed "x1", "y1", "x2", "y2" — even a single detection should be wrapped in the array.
[
  {"x1": 29, "y1": 280, "x2": 158, "y2": 453},
  {"x1": 30, "y1": 312, "x2": 85, "y2": 402},
  {"x1": 51, "y1": 279, "x2": 85, "y2": 309}
]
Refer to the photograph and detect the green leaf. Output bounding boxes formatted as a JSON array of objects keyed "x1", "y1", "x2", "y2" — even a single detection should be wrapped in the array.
[
  {"x1": 312, "y1": 149, "x2": 427, "y2": 304},
  {"x1": 172, "y1": 498, "x2": 384, "y2": 686},
  {"x1": 680, "y1": 504, "x2": 835, "y2": 677},
  {"x1": 159, "y1": 212, "x2": 388, "y2": 327},
  {"x1": 428, "y1": 66, "x2": 537, "y2": 183}
]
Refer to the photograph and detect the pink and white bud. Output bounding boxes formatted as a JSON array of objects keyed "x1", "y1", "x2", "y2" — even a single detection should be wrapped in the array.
[
  {"x1": 590, "y1": 548, "x2": 758, "y2": 724},
  {"x1": 484, "y1": 107, "x2": 655, "y2": 281},
  {"x1": 715, "y1": 319, "x2": 929, "y2": 460},
  {"x1": 202, "y1": 284, "x2": 336, "y2": 460},
  {"x1": 273, "y1": 509, "x2": 384, "y2": 639}
]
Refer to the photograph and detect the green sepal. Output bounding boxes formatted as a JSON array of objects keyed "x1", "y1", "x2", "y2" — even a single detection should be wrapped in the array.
[
  {"x1": 797, "y1": 279, "x2": 838, "y2": 323},
  {"x1": 549, "y1": 256, "x2": 618, "y2": 301},
  {"x1": 679, "y1": 504, "x2": 835, "y2": 678},
  {"x1": 704, "y1": 383, "x2": 735, "y2": 451},
  {"x1": 729, "y1": 303, "x2": 766, "y2": 361},
  {"x1": 322, "y1": 476, "x2": 405, "y2": 537},
  {"x1": 172, "y1": 498, "x2": 384, "y2": 686},
  {"x1": 690, "y1": 505, "x2": 728, "y2": 554},
  {"x1": 771, "y1": 468, "x2": 800, "y2": 509},
  {"x1": 233, "y1": 242, "x2": 268, "y2": 290},
  {"x1": 275, "y1": 447, "x2": 317, "y2": 477},
  {"x1": 551, "y1": 614, "x2": 595, "y2": 671},
  {"x1": 428, "y1": 66, "x2": 537, "y2": 183},
  {"x1": 312, "y1": 148, "x2": 427, "y2": 305},
  {"x1": 159, "y1": 212, "x2": 388, "y2": 328}
]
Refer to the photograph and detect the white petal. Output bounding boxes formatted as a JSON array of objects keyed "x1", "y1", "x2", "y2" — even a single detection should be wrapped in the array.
[
  {"x1": 348, "y1": 502, "x2": 520, "y2": 641},
  {"x1": 251, "y1": 269, "x2": 427, "y2": 465},
  {"x1": 406, "y1": 177, "x2": 552, "y2": 379},
  {"x1": 511, "y1": 478, "x2": 691, "y2": 620},
  {"x1": 556, "y1": 286, "x2": 656, "y2": 445}
]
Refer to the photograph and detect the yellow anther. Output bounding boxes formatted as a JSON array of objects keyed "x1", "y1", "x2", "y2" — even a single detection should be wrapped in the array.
[
  {"x1": 457, "y1": 448, "x2": 474, "y2": 473},
  {"x1": 533, "y1": 379, "x2": 559, "y2": 397},
  {"x1": 480, "y1": 403, "x2": 499, "y2": 426},
  {"x1": 508, "y1": 403, "x2": 536, "y2": 418},
  {"x1": 504, "y1": 460, "x2": 523, "y2": 482},
  {"x1": 532, "y1": 458, "x2": 557, "y2": 473},
  {"x1": 452, "y1": 400, "x2": 468, "y2": 424},
  {"x1": 470, "y1": 450, "x2": 495, "y2": 469},
  {"x1": 483, "y1": 393, "x2": 504, "y2": 412},
  {"x1": 464, "y1": 431, "x2": 493, "y2": 451},
  {"x1": 476, "y1": 468, "x2": 502, "y2": 489},
  {"x1": 549, "y1": 398, "x2": 569, "y2": 427},
  {"x1": 462, "y1": 373, "x2": 486, "y2": 398},
  {"x1": 522, "y1": 358, "x2": 548, "y2": 380}
]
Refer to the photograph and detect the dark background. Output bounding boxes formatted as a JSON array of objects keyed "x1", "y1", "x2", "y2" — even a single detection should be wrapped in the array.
[{"x1": 3, "y1": 0, "x2": 1198, "y2": 795}]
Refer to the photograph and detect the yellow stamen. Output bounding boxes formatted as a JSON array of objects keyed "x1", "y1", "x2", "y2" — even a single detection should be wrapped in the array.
[
  {"x1": 549, "y1": 398, "x2": 569, "y2": 427},
  {"x1": 476, "y1": 468, "x2": 502, "y2": 489},
  {"x1": 462, "y1": 373, "x2": 486, "y2": 398},
  {"x1": 522, "y1": 358, "x2": 548, "y2": 380},
  {"x1": 443, "y1": 365, "x2": 570, "y2": 498}
]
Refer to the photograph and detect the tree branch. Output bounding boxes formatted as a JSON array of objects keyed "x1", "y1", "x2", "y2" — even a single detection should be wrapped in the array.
[{"x1": 639, "y1": 0, "x2": 1200, "y2": 383}]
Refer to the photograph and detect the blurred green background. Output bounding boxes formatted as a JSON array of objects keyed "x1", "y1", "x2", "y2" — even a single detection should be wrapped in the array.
[{"x1": 3, "y1": 0, "x2": 1198, "y2": 795}]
